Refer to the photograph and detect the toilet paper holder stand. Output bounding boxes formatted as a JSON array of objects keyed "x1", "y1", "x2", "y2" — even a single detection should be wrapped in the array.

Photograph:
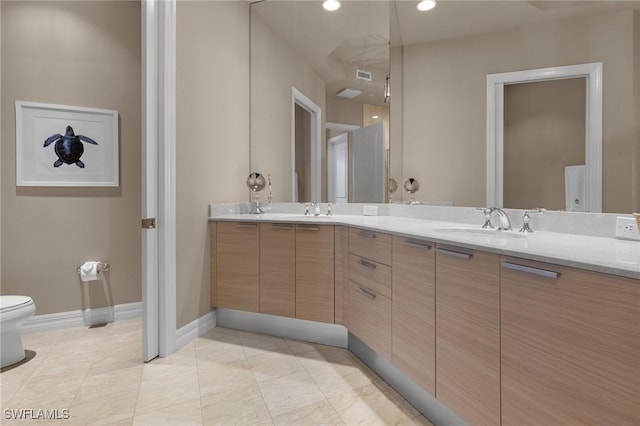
[{"x1": 76, "y1": 262, "x2": 114, "y2": 326}]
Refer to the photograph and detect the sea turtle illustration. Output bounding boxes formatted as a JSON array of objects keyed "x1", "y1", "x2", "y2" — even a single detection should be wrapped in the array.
[{"x1": 43, "y1": 125, "x2": 98, "y2": 168}]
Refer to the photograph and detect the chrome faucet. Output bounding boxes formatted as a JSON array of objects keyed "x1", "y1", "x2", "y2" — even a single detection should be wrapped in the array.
[
  {"x1": 313, "y1": 202, "x2": 321, "y2": 216},
  {"x1": 478, "y1": 207, "x2": 512, "y2": 231},
  {"x1": 326, "y1": 203, "x2": 333, "y2": 216}
]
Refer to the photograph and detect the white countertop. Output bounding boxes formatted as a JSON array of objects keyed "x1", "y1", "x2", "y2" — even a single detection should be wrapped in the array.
[{"x1": 209, "y1": 213, "x2": 640, "y2": 280}]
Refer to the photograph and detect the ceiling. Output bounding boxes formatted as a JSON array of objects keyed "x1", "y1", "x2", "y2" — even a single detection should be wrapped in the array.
[{"x1": 252, "y1": 0, "x2": 640, "y2": 106}]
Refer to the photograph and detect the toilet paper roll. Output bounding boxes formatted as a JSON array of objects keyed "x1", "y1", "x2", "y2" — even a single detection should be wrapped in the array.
[{"x1": 80, "y1": 261, "x2": 101, "y2": 282}]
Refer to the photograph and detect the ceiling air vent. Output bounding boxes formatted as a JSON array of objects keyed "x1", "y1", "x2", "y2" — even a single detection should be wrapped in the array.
[
  {"x1": 356, "y1": 69, "x2": 372, "y2": 81},
  {"x1": 336, "y1": 88, "x2": 362, "y2": 99}
]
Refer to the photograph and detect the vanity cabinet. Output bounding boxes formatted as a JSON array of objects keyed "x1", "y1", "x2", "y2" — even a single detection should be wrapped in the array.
[
  {"x1": 435, "y1": 245, "x2": 501, "y2": 426},
  {"x1": 391, "y1": 236, "x2": 435, "y2": 395},
  {"x1": 259, "y1": 223, "x2": 295, "y2": 317},
  {"x1": 348, "y1": 228, "x2": 393, "y2": 359},
  {"x1": 295, "y1": 224, "x2": 335, "y2": 323},
  {"x1": 216, "y1": 222, "x2": 260, "y2": 312},
  {"x1": 209, "y1": 222, "x2": 217, "y2": 307},
  {"x1": 500, "y1": 256, "x2": 640, "y2": 426}
]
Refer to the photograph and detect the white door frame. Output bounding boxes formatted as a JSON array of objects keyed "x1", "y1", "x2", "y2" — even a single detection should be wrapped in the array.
[
  {"x1": 486, "y1": 62, "x2": 603, "y2": 212},
  {"x1": 291, "y1": 87, "x2": 322, "y2": 202},
  {"x1": 142, "y1": 0, "x2": 177, "y2": 360},
  {"x1": 327, "y1": 133, "x2": 349, "y2": 203}
]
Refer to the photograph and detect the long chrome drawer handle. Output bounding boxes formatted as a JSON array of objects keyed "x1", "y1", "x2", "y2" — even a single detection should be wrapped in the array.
[
  {"x1": 436, "y1": 247, "x2": 472, "y2": 260},
  {"x1": 358, "y1": 259, "x2": 377, "y2": 269},
  {"x1": 271, "y1": 224, "x2": 293, "y2": 230},
  {"x1": 502, "y1": 261, "x2": 559, "y2": 279},
  {"x1": 236, "y1": 223, "x2": 257, "y2": 228},
  {"x1": 405, "y1": 239, "x2": 432, "y2": 250},
  {"x1": 358, "y1": 231, "x2": 376, "y2": 239},
  {"x1": 357, "y1": 287, "x2": 377, "y2": 299},
  {"x1": 297, "y1": 226, "x2": 320, "y2": 231}
]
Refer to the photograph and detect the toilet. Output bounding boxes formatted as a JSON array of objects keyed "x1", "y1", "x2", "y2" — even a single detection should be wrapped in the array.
[{"x1": 0, "y1": 295, "x2": 35, "y2": 368}]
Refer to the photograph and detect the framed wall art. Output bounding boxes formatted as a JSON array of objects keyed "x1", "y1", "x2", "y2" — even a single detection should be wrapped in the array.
[{"x1": 15, "y1": 101, "x2": 119, "y2": 187}]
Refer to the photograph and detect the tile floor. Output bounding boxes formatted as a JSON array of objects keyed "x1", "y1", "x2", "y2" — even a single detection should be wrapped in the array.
[{"x1": 1, "y1": 318, "x2": 434, "y2": 425}]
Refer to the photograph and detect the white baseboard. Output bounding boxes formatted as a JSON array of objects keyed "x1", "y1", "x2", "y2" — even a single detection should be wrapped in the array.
[
  {"x1": 20, "y1": 302, "x2": 142, "y2": 335},
  {"x1": 175, "y1": 310, "x2": 216, "y2": 350}
]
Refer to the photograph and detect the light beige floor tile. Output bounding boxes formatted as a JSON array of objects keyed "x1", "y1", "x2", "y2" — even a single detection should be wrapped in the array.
[
  {"x1": 271, "y1": 399, "x2": 345, "y2": 426},
  {"x1": 397, "y1": 414, "x2": 435, "y2": 426},
  {"x1": 194, "y1": 339, "x2": 247, "y2": 367},
  {"x1": 146, "y1": 342, "x2": 196, "y2": 368},
  {"x1": 197, "y1": 358, "x2": 256, "y2": 397},
  {"x1": 21, "y1": 329, "x2": 66, "y2": 348},
  {"x1": 306, "y1": 359, "x2": 378, "y2": 399},
  {"x1": 74, "y1": 365, "x2": 143, "y2": 401},
  {"x1": 258, "y1": 370, "x2": 327, "y2": 417},
  {"x1": 201, "y1": 382, "x2": 271, "y2": 426},
  {"x1": 237, "y1": 331, "x2": 293, "y2": 358},
  {"x1": 66, "y1": 389, "x2": 138, "y2": 425},
  {"x1": 135, "y1": 364, "x2": 200, "y2": 414},
  {"x1": 132, "y1": 398, "x2": 202, "y2": 426},
  {"x1": 328, "y1": 384, "x2": 414, "y2": 426},
  {"x1": 6, "y1": 374, "x2": 84, "y2": 408},
  {"x1": 199, "y1": 326, "x2": 240, "y2": 345},
  {"x1": 248, "y1": 350, "x2": 305, "y2": 383},
  {"x1": 295, "y1": 346, "x2": 352, "y2": 371}
]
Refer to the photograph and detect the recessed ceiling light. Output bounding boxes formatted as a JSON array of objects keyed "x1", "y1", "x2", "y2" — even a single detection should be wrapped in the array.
[
  {"x1": 372, "y1": 115, "x2": 379, "y2": 119},
  {"x1": 323, "y1": 0, "x2": 341, "y2": 11},
  {"x1": 417, "y1": 0, "x2": 436, "y2": 11}
]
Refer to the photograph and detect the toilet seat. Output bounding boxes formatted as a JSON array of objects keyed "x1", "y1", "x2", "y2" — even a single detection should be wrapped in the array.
[{"x1": 0, "y1": 296, "x2": 34, "y2": 314}]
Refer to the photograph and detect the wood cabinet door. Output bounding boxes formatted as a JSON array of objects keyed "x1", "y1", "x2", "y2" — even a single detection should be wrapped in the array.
[
  {"x1": 392, "y1": 236, "x2": 435, "y2": 395},
  {"x1": 209, "y1": 222, "x2": 217, "y2": 307},
  {"x1": 435, "y1": 245, "x2": 500, "y2": 426},
  {"x1": 501, "y1": 256, "x2": 640, "y2": 426},
  {"x1": 295, "y1": 224, "x2": 335, "y2": 323},
  {"x1": 335, "y1": 226, "x2": 349, "y2": 326},
  {"x1": 216, "y1": 222, "x2": 259, "y2": 312},
  {"x1": 259, "y1": 223, "x2": 295, "y2": 317}
]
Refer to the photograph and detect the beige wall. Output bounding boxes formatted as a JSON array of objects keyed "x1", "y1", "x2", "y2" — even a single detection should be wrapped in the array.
[
  {"x1": 504, "y1": 79, "x2": 586, "y2": 210},
  {"x1": 0, "y1": 1, "x2": 141, "y2": 314},
  {"x1": 326, "y1": 96, "x2": 363, "y2": 126},
  {"x1": 390, "y1": 45, "x2": 403, "y2": 201},
  {"x1": 402, "y1": 10, "x2": 639, "y2": 212},
  {"x1": 176, "y1": 1, "x2": 250, "y2": 328},
  {"x1": 251, "y1": 10, "x2": 326, "y2": 202}
]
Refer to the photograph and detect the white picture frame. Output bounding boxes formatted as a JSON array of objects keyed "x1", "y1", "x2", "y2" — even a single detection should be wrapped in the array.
[{"x1": 16, "y1": 101, "x2": 119, "y2": 187}]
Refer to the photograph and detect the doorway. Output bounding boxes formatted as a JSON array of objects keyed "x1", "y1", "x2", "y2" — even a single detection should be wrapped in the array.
[{"x1": 291, "y1": 87, "x2": 322, "y2": 202}]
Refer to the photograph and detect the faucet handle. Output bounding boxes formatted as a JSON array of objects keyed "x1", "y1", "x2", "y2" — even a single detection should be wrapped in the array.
[
  {"x1": 326, "y1": 203, "x2": 333, "y2": 216},
  {"x1": 519, "y1": 208, "x2": 545, "y2": 233},
  {"x1": 477, "y1": 207, "x2": 494, "y2": 229},
  {"x1": 303, "y1": 203, "x2": 311, "y2": 216}
]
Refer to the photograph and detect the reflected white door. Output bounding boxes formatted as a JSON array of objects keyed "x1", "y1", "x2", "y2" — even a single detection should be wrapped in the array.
[
  {"x1": 352, "y1": 123, "x2": 384, "y2": 203},
  {"x1": 328, "y1": 133, "x2": 348, "y2": 203}
]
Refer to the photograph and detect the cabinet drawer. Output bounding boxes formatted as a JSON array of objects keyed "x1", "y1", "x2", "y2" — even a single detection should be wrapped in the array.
[
  {"x1": 349, "y1": 227, "x2": 392, "y2": 266},
  {"x1": 348, "y1": 254, "x2": 391, "y2": 299},
  {"x1": 348, "y1": 280, "x2": 391, "y2": 359}
]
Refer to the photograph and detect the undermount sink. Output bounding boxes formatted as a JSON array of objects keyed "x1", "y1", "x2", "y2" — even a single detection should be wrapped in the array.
[{"x1": 433, "y1": 227, "x2": 526, "y2": 239}]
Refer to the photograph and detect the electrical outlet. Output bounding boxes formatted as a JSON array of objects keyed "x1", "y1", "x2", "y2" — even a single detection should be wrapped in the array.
[
  {"x1": 615, "y1": 217, "x2": 640, "y2": 241},
  {"x1": 363, "y1": 205, "x2": 378, "y2": 216}
]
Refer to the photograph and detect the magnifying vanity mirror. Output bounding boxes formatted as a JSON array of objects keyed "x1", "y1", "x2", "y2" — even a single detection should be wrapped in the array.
[{"x1": 250, "y1": 0, "x2": 640, "y2": 213}]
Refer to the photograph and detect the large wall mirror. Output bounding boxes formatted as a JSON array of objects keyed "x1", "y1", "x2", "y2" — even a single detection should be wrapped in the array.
[
  {"x1": 251, "y1": 0, "x2": 640, "y2": 213},
  {"x1": 250, "y1": 0, "x2": 392, "y2": 203}
]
